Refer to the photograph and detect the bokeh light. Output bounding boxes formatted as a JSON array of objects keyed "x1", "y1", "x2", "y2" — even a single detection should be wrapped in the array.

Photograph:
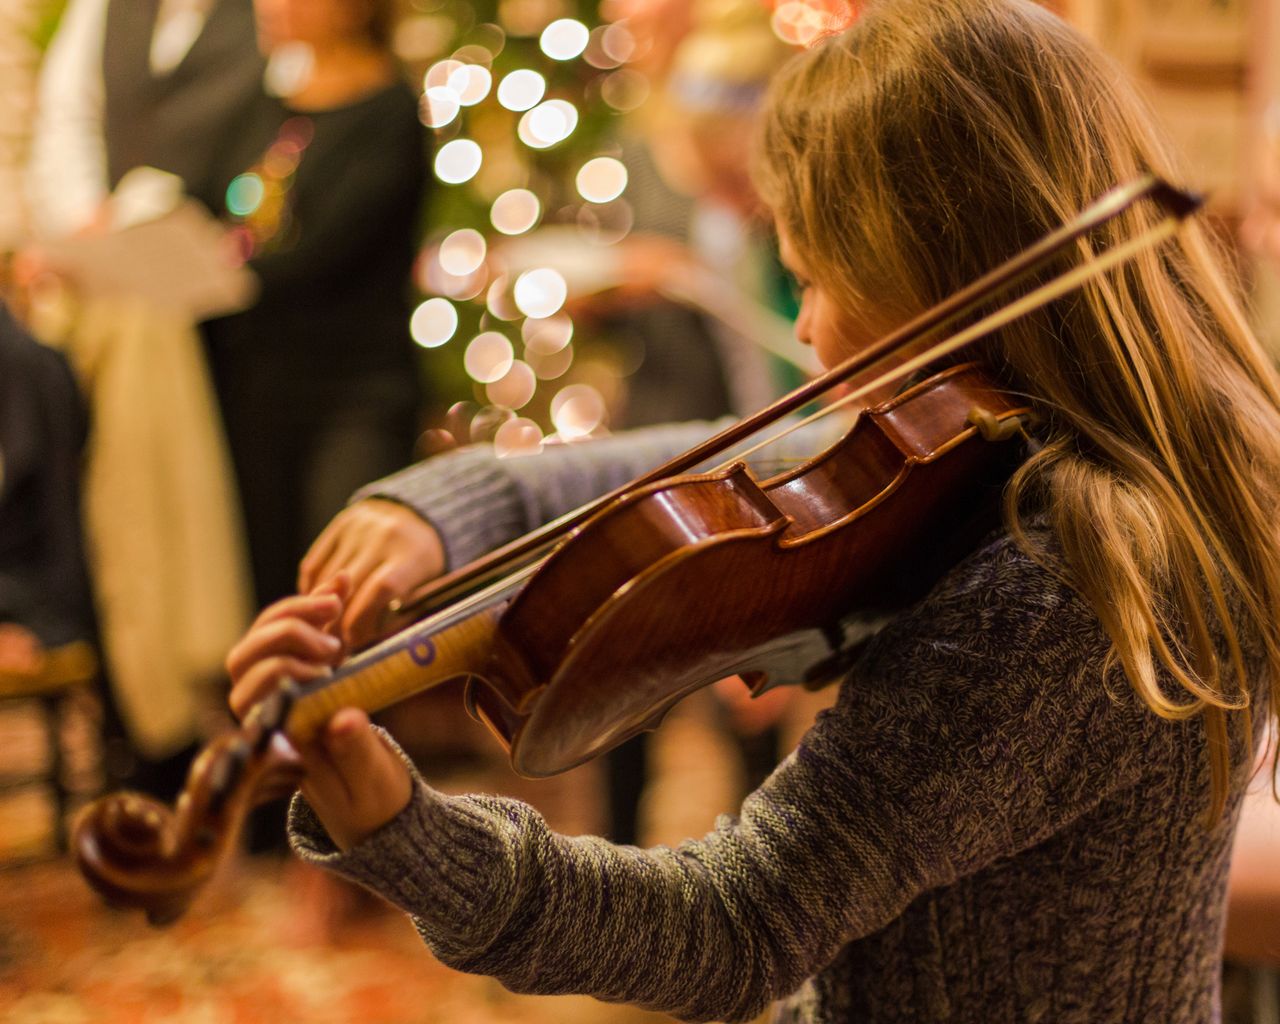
[
  {"x1": 439, "y1": 228, "x2": 488, "y2": 276},
  {"x1": 421, "y1": 85, "x2": 461, "y2": 128},
  {"x1": 443, "y1": 268, "x2": 488, "y2": 301},
  {"x1": 521, "y1": 312, "x2": 573, "y2": 354},
  {"x1": 583, "y1": 25, "x2": 621, "y2": 70},
  {"x1": 262, "y1": 137, "x2": 304, "y2": 178},
  {"x1": 453, "y1": 43, "x2": 495, "y2": 67},
  {"x1": 518, "y1": 98, "x2": 579, "y2": 149},
  {"x1": 770, "y1": 1, "x2": 855, "y2": 46},
  {"x1": 464, "y1": 331, "x2": 516, "y2": 383},
  {"x1": 225, "y1": 173, "x2": 265, "y2": 216},
  {"x1": 418, "y1": 250, "x2": 488, "y2": 301},
  {"x1": 526, "y1": 343, "x2": 574, "y2": 380},
  {"x1": 493, "y1": 417, "x2": 544, "y2": 457},
  {"x1": 497, "y1": 68, "x2": 546, "y2": 111},
  {"x1": 490, "y1": 188, "x2": 542, "y2": 235},
  {"x1": 551, "y1": 384, "x2": 607, "y2": 439},
  {"x1": 454, "y1": 64, "x2": 492, "y2": 105},
  {"x1": 486, "y1": 360, "x2": 537, "y2": 409},
  {"x1": 600, "y1": 70, "x2": 649, "y2": 112},
  {"x1": 435, "y1": 139, "x2": 483, "y2": 183},
  {"x1": 576, "y1": 157, "x2": 628, "y2": 203},
  {"x1": 577, "y1": 198, "x2": 634, "y2": 246},
  {"x1": 410, "y1": 297, "x2": 459, "y2": 348},
  {"x1": 514, "y1": 267, "x2": 568, "y2": 318},
  {"x1": 425, "y1": 58, "x2": 465, "y2": 89},
  {"x1": 601, "y1": 22, "x2": 636, "y2": 64},
  {"x1": 486, "y1": 275, "x2": 522, "y2": 320},
  {"x1": 470, "y1": 22, "x2": 507, "y2": 59},
  {"x1": 540, "y1": 18, "x2": 589, "y2": 60}
]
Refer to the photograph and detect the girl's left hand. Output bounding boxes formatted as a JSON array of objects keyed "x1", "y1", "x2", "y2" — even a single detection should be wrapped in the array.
[
  {"x1": 226, "y1": 578, "x2": 413, "y2": 852},
  {"x1": 295, "y1": 707, "x2": 414, "y2": 853}
]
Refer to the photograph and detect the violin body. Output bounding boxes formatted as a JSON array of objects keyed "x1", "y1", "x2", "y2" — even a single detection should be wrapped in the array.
[{"x1": 472, "y1": 362, "x2": 1030, "y2": 776}]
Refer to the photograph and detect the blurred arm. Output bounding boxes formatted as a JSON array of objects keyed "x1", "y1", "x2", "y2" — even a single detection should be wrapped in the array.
[{"x1": 26, "y1": 0, "x2": 110, "y2": 239}]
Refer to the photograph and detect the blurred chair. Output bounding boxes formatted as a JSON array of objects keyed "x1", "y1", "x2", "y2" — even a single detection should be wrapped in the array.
[
  {"x1": 0, "y1": 299, "x2": 104, "y2": 863},
  {"x1": 0, "y1": 640, "x2": 100, "y2": 861}
]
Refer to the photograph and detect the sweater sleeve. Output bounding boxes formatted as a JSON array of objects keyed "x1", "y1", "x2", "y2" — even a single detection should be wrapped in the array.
[
  {"x1": 288, "y1": 532, "x2": 1158, "y2": 1023},
  {"x1": 352, "y1": 414, "x2": 847, "y2": 570}
]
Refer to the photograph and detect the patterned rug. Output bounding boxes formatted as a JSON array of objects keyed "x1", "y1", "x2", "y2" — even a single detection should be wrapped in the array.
[
  {"x1": 0, "y1": 687, "x2": 769, "y2": 1024},
  {"x1": 0, "y1": 855, "x2": 677, "y2": 1024}
]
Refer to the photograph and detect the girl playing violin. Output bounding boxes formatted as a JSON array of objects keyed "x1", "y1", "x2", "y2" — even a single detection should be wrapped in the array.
[{"x1": 227, "y1": 1, "x2": 1280, "y2": 1019}]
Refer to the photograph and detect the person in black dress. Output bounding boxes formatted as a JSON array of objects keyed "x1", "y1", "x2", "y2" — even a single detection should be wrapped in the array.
[
  {"x1": 203, "y1": 0, "x2": 427, "y2": 851},
  {"x1": 204, "y1": 0, "x2": 428, "y2": 612}
]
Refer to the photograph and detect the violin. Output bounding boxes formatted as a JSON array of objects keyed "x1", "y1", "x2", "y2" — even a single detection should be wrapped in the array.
[{"x1": 73, "y1": 176, "x2": 1200, "y2": 924}]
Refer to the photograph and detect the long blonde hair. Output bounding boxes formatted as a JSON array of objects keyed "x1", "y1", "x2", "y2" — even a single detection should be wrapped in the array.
[{"x1": 754, "y1": 0, "x2": 1280, "y2": 817}]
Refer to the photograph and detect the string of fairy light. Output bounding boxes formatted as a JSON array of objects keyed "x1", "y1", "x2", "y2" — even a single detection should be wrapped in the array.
[
  {"x1": 230, "y1": 0, "x2": 856, "y2": 459},
  {"x1": 405, "y1": 3, "x2": 644, "y2": 458}
]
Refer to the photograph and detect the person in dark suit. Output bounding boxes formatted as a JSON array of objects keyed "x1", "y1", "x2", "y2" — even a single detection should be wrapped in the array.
[
  {"x1": 0, "y1": 301, "x2": 93, "y2": 662},
  {"x1": 28, "y1": 0, "x2": 282, "y2": 239}
]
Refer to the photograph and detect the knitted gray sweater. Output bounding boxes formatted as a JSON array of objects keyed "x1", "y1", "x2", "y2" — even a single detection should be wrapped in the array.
[{"x1": 289, "y1": 421, "x2": 1256, "y2": 1023}]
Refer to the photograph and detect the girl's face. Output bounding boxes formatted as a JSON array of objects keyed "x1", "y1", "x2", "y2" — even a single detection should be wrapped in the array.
[
  {"x1": 778, "y1": 228, "x2": 877, "y2": 370},
  {"x1": 253, "y1": 0, "x2": 371, "y2": 50}
]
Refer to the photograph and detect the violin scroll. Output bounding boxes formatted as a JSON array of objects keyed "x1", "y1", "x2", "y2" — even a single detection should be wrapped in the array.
[{"x1": 73, "y1": 684, "x2": 304, "y2": 926}]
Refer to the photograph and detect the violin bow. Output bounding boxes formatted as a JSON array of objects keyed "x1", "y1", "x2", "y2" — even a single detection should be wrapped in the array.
[{"x1": 389, "y1": 175, "x2": 1201, "y2": 622}]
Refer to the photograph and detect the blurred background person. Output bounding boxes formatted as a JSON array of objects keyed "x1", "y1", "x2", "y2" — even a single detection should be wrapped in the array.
[
  {"x1": 0, "y1": 300, "x2": 94, "y2": 667},
  {"x1": 18, "y1": 0, "x2": 429, "y2": 815},
  {"x1": 0, "y1": 295, "x2": 99, "y2": 862},
  {"x1": 17, "y1": 0, "x2": 273, "y2": 804},
  {"x1": 203, "y1": 0, "x2": 430, "y2": 851},
  {"x1": 26, "y1": 0, "x2": 278, "y2": 241},
  {"x1": 567, "y1": 0, "x2": 779, "y2": 428},
  {"x1": 205, "y1": 0, "x2": 429, "y2": 613},
  {"x1": 574, "y1": 0, "x2": 810, "y2": 846}
]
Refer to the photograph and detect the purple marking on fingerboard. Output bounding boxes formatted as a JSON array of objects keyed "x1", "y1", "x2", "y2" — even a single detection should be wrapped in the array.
[{"x1": 408, "y1": 637, "x2": 437, "y2": 667}]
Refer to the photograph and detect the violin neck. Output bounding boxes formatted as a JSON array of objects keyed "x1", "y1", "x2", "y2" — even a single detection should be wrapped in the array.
[{"x1": 282, "y1": 603, "x2": 506, "y2": 744}]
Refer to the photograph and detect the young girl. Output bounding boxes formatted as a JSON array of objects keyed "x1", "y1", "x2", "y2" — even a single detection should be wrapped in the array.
[{"x1": 228, "y1": 1, "x2": 1280, "y2": 1019}]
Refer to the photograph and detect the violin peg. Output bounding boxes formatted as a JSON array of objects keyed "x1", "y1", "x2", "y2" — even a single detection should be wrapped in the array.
[
  {"x1": 244, "y1": 679, "x2": 301, "y2": 753},
  {"x1": 206, "y1": 738, "x2": 252, "y2": 812}
]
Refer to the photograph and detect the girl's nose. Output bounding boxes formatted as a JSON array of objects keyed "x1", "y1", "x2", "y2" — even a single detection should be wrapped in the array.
[{"x1": 794, "y1": 305, "x2": 812, "y2": 347}]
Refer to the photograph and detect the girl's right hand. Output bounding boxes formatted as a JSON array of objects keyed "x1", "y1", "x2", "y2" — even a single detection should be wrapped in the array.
[
  {"x1": 297, "y1": 499, "x2": 446, "y2": 649},
  {"x1": 226, "y1": 576, "x2": 350, "y2": 719}
]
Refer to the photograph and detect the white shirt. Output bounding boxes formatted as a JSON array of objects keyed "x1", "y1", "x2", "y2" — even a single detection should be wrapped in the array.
[{"x1": 26, "y1": 0, "x2": 215, "y2": 239}]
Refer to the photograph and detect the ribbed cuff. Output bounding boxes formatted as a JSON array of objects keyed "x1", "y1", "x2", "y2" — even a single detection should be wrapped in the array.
[
  {"x1": 286, "y1": 727, "x2": 520, "y2": 958},
  {"x1": 290, "y1": 786, "x2": 516, "y2": 953}
]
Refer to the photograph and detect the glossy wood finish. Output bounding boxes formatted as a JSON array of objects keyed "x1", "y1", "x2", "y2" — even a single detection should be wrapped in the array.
[{"x1": 467, "y1": 363, "x2": 1030, "y2": 775}]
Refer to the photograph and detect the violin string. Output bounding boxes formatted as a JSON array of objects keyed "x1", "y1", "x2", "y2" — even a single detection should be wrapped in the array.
[
  {"x1": 300, "y1": 561, "x2": 543, "y2": 704},
  {"x1": 707, "y1": 213, "x2": 1184, "y2": 475}
]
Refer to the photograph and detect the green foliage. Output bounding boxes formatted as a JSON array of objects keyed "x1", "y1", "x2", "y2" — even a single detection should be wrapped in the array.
[
  {"x1": 407, "y1": 1, "x2": 627, "y2": 423},
  {"x1": 31, "y1": 0, "x2": 69, "y2": 51}
]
